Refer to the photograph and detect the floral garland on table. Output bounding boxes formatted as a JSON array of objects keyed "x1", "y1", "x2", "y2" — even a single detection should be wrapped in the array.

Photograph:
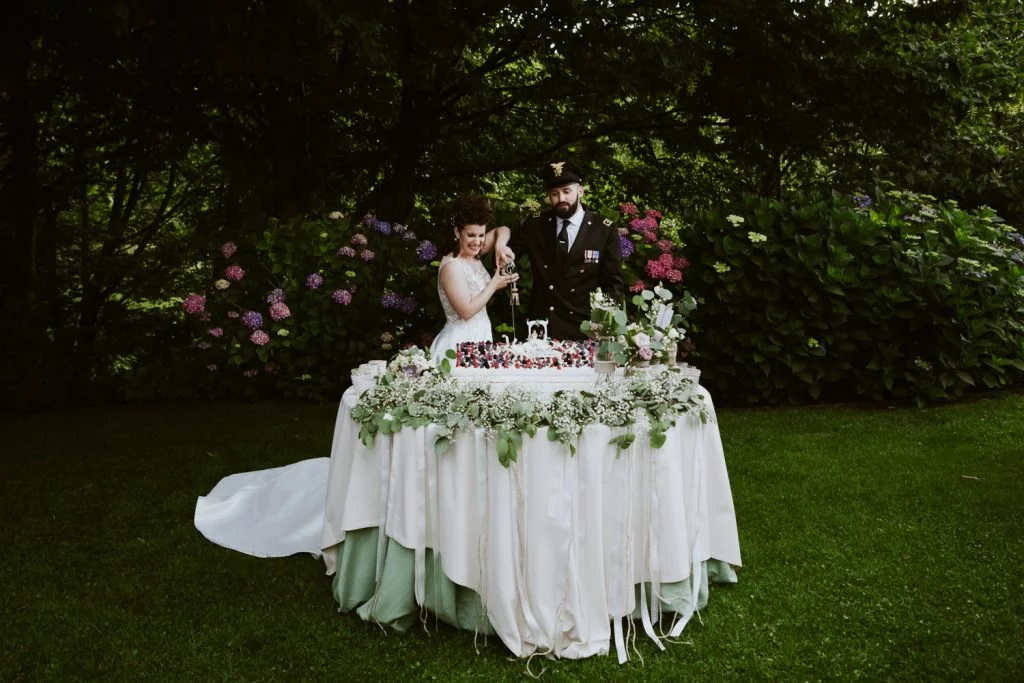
[{"x1": 350, "y1": 347, "x2": 713, "y2": 466}]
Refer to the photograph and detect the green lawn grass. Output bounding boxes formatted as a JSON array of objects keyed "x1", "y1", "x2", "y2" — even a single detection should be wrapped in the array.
[{"x1": 2, "y1": 393, "x2": 1022, "y2": 681}]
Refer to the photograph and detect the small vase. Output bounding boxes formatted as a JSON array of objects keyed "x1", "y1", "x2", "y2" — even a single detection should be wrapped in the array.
[
  {"x1": 665, "y1": 342, "x2": 678, "y2": 366},
  {"x1": 594, "y1": 359, "x2": 616, "y2": 375}
]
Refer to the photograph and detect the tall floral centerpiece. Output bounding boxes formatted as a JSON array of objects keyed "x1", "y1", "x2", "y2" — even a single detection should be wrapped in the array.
[
  {"x1": 630, "y1": 283, "x2": 697, "y2": 365},
  {"x1": 582, "y1": 282, "x2": 697, "y2": 369}
]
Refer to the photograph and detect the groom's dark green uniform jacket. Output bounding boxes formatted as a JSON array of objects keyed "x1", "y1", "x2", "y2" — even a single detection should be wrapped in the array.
[{"x1": 510, "y1": 206, "x2": 624, "y2": 341}]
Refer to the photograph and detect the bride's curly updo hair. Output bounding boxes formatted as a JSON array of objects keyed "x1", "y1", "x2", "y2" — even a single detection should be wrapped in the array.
[{"x1": 442, "y1": 192, "x2": 492, "y2": 256}]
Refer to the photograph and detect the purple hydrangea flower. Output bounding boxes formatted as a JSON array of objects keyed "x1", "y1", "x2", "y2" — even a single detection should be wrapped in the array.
[
  {"x1": 242, "y1": 310, "x2": 263, "y2": 330},
  {"x1": 1007, "y1": 232, "x2": 1024, "y2": 247},
  {"x1": 332, "y1": 289, "x2": 353, "y2": 305},
  {"x1": 362, "y1": 214, "x2": 374, "y2": 226},
  {"x1": 1011, "y1": 251, "x2": 1024, "y2": 266},
  {"x1": 306, "y1": 273, "x2": 324, "y2": 290},
  {"x1": 266, "y1": 288, "x2": 286, "y2": 304},
  {"x1": 415, "y1": 240, "x2": 438, "y2": 263},
  {"x1": 360, "y1": 249, "x2": 375, "y2": 262},
  {"x1": 372, "y1": 219, "x2": 392, "y2": 236},
  {"x1": 852, "y1": 194, "x2": 872, "y2": 209},
  {"x1": 381, "y1": 291, "x2": 401, "y2": 308},
  {"x1": 337, "y1": 246, "x2": 356, "y2": 258},
  {"x1": 619, "y1": 236, "x2": 635, "y2": 258},
  {"x1": 399, "y1": 296, "x2": 418, "y2": 315}
]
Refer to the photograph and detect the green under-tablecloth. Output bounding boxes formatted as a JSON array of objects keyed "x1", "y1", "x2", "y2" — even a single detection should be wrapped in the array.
[{"x1": 332, "y1": 527, "x2": 737, "y2": 636}]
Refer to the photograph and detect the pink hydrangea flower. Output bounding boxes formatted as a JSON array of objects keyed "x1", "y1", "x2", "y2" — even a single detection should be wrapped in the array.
[
  {"x1": 249, "y1": 330, "x2": 270, "y2": 346},
  {"x1": 360, "y1": 249, "x2": 375, "y2": 262},
  {"x1": 674, "y1": 256, "x2": 690, "y2": 270},
  {"x1": 638, "y1": 345, "x2": 653, "y2": 361},
  {"x1": 208, "y1": 327, "x2": 224, "y2": 338},
  {"x1": 665, "y1": 268, "x2": 684, "y2": 283},
  {"x1": 620, "y1": 203, "x2": 638, "y2": 216},
  {"x1": 305, "y1": 273, "x2": 324, "y2": 290},
  {"x1": 362, "y1": 214, "x2": 375, "y2": 226},
  {"x1": 221, "y1": 241, "x2": 238, "y2": 259},
  {"x1": 224, "y1": 264, "x2": 245, "y2": 281},
  {"x1": 337, "y1": 246, "x2": 356, "y2": 258},
  {"x1": 332, "y1": 289, "x2": 353, "y2": 305},
  {"x1": 242, "y1": 368, "x2": 259, "y2": 378},
  {"x1": 629, "y1": 280, "x2": 647, "y2": 293},
  {"x1": 656, "y1": 239, "x2": 674, "y2": 253},
  {"x1": 351, "y1": 234, "x2": 368, "y2": 246},
  {"x1": 269, "y1": 302, "x2": 291, "y2": 321},
  {"x1": 182, "y1": 293, "x2": 206, "y2": 315},
  {"x1": 645, "y1": 209, "x2": 663, "y2": 220}
]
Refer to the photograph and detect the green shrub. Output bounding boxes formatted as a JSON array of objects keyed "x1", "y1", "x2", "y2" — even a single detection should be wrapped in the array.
[
  {"x1": 681, "y1": 186, "x2": 1024, "y2": 404},
  {"x1": 180, "y1": 213, "x2": 444, "y2": 400}
]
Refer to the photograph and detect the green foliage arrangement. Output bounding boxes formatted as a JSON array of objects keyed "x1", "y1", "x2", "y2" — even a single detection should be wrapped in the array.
[
  {"x1": 681, "y1": 186, "x2": 1024, "y2": 404},
  {"x1": 350, "y1": 352, "x2": 711, "y2": 466}
]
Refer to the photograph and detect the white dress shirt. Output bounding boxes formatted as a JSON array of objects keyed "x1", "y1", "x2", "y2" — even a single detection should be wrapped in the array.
[{"x1": 555, "y1": 204, "x2": 585, "y2": 251}]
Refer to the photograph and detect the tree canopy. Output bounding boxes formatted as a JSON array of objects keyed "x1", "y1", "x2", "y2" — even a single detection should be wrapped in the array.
[{"x1": 2, "y1": 0, "x2": 1021, "y2": 406}]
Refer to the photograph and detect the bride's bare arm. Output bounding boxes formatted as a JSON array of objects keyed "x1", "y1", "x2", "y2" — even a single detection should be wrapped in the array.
[{"x1": 440, "y1": 260, "x2": 518, "y2": 321}]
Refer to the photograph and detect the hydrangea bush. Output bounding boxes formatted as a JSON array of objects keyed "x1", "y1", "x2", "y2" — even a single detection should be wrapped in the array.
[
  {"x1": 680, "y1": 186, "x2": 1024, "y2": 404},
  {"x1": 180, "y1": 212, "x2": 443, "y2": 398}
]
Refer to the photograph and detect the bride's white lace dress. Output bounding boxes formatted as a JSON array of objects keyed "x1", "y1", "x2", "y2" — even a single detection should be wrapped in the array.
[{"x1": 428, "y1": 255, "x2": 493, "y2": 361}]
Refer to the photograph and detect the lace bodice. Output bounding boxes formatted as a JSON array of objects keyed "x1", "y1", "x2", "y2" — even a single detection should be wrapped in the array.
[{"x1": 438, "y1": 255, "x2": 491, "y2": 324}]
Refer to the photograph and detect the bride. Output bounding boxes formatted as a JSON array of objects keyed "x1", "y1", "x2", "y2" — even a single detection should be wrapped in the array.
[{"x1": 429, "y1": 193, "x2": 518, "y2": 361}]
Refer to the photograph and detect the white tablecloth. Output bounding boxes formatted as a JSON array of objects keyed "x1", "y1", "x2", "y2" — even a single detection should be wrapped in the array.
[{"x1": 321, "y1": 386, "x2": 741, "y2": 659}]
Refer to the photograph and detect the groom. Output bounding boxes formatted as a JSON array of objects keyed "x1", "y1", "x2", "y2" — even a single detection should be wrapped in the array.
[{"x1": 497, "y1": 161, "x2": 624, "y2": 341}]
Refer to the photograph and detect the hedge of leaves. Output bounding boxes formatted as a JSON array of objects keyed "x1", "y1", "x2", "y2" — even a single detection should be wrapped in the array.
[
  {"x1": 180, "y1": 187, "x2": 1024, "y2": 404},
  {"x1": 680, "y1": 187, "x2": 1024, "y2": 404}
]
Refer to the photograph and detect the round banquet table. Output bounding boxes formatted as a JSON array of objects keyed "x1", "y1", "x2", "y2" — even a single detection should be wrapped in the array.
[{"x1": 320, "y1": 383, "x2": 742, "y2": 662}]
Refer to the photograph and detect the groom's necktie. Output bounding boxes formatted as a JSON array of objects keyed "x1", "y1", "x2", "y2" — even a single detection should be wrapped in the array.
[{"x1": 557, "y1": 218, "x2": 570, "y2": 261}]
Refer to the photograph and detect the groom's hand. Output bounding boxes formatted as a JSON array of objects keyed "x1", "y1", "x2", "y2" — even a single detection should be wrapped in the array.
[{"x1": 496, "y1": 246, "x2": 515, "y2": 269}]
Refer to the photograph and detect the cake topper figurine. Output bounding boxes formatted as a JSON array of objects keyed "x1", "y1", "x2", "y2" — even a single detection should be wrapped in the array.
[{"x1": 526, "y1": 319, "x2": 549, "y2": 340}]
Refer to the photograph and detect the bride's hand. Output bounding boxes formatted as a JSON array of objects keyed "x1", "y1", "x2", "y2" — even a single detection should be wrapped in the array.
[{"x1": 491, "y1": 270, "x2": 519, "y2": 291}]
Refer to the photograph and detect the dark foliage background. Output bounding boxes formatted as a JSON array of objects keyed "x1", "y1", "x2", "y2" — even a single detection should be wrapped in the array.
[{"x1": 2, "y1": 0, "x2": 1022, "y2": 409}]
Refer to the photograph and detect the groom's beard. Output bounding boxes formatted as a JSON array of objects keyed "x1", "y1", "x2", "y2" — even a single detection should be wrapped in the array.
[{"x1": 553, "y1": 198, "x2": 580, "y2": 219}]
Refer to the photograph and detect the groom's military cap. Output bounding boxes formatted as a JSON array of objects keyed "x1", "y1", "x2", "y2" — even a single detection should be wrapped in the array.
[{"x1": 540, "y1": 160, "x2": 585, "y2": 188}]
